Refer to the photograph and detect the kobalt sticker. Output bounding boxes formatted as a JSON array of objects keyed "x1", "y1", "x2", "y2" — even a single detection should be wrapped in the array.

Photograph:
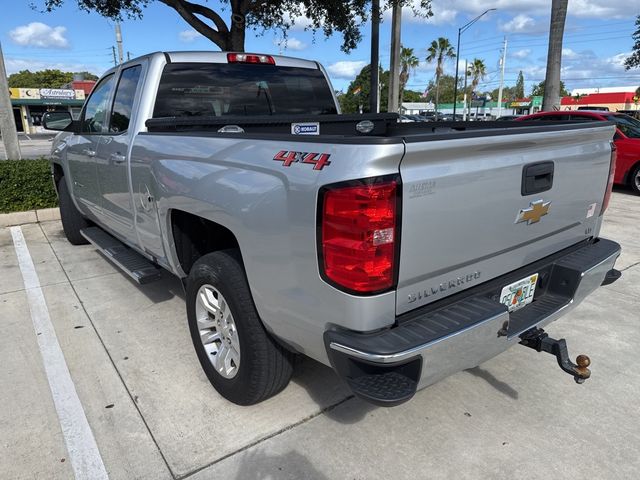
[{"x1": 291, "y1": 122, "x2": 320, "y2": 135}]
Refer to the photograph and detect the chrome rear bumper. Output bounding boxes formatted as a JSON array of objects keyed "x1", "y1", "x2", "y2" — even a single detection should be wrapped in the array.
[{"x1": 325, "y1": 238, "x2": 621, "y2": 406}]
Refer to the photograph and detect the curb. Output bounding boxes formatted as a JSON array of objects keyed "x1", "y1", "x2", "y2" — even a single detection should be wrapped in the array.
[{"x1": 0, "y1": 207, "x2": 61, "y2": 227}]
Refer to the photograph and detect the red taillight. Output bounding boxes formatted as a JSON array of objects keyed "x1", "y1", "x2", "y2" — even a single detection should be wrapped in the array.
[
  {"x1": 600, "y1": 142, "x2": 617, "y2": 215},
  {"x1": 227, "y1": 53, "x2": 276, "y2": 65},
  {"x1": 320, "y1": 177, "x2": 399, "y2": 294}
]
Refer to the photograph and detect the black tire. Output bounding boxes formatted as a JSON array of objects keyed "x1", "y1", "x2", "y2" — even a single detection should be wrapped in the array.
[
  {"x1": 186, "y1": 250, "x2": 294, "y2": 405},
  {"x1": 630, "y1": 163, "x2": 640, "y2": 195},
  {"x1": 58, "y1": 177, "x2": 90, "y2": 245}
]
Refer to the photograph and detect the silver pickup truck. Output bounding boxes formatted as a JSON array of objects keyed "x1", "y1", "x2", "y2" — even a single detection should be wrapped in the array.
[{"x1": 45, "y1": 51, "x2": 622, "y2": 407}]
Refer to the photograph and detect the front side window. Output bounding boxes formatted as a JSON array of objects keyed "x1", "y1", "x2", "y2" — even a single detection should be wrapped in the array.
[
  {"x1": 82, "y1": 74, "x2": 115, "y2": 133},
  {"x1": 110, "y1": 65, "x2": 143, "y2": 133}
]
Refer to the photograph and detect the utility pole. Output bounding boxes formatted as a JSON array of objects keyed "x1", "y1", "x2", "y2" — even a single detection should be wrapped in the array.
[
  {"x1": 369, "y1": 0, "x2": 380, "y2": 113},
  {"x1": 387, "y1": 4, "x2": 402, "y2": 113},
  {"x1": 463, "y1": 59, "x2": 468, "y2": 120},
  {"x1": 115, "y1": 21, "x2": 124, "y2": 64},
  {"x1": 112, "y1": 46, "x2": 117, "y2": 66},
  {"x1": 127, "y1": 51, "x2": 131, "y2": 61},
  {"x1": 497, "y1": 37, "x2": 508, "y2": 118},
  {"x1": 0, "y1": 42, "x2": 21, "y2": 160}
]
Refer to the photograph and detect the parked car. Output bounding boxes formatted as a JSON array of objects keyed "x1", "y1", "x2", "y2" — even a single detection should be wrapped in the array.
[
  {"x1": 495, "y1": 115, "x2": 523, "y2": 121},
  {"x1": 616, "y1": 109, "x2": 640, "y2": 120},
  {"x1": 577, "y1": 106, "x2": 609, "y2": 111},
  {"x1": 439, "y1": 113, "x2": 464, "y2": 121},
  {"x1": 469, "y1": 112, "x2": 494, "y2": 121},
  {"x1": 517, "y1": 110, "x2": 640, "y2": 194},
  {"x1": 44, "y1": 51, "x2": 621, "y2": 407}
]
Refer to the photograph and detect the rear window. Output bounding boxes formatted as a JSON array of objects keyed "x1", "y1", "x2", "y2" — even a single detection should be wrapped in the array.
[
  {"x1": 604, "y1": 114, "x2": 640, "y2": 139},
  {"x1": 153, "y1": 63, "x2": 337, "y2": 118}
]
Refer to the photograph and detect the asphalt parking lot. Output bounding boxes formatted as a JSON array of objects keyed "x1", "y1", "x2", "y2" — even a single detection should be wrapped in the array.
[
  {"x1": 0, "y1": 134, "x2": 55, "y2": 159},
  {"x1": 1, "y1": 190, "x2": 639, "y2": 480}
]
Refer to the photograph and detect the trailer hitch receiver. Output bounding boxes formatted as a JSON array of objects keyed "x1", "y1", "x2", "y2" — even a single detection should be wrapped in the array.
[{"x1": 519, "y1": 328, "x2": 591, "y2": 384}]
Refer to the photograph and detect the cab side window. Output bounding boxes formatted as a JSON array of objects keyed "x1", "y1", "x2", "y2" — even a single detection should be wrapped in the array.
[
  {"x1": 81, "y1": 74, "x2": 115, "y2": 133},
  {"x1": 109, "y1": 65, "x2": 143, "y2": 133}
]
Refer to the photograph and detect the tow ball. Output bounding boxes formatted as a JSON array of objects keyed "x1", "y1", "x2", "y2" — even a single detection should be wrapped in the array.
[{"x1": 519, "y1": 328, "x2": 591, "y2": 384}]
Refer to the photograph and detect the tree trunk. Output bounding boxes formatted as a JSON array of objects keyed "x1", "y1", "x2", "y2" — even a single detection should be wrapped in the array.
[
  {"x1": 542, "y1": 0, "x2": 568, "y2": 111},
  {"x1": 434, "y1": 72, "x2": 440, "y2": 119},
  {"x1": 228, "y1": 6, "x2": 246, "y2": 51}
]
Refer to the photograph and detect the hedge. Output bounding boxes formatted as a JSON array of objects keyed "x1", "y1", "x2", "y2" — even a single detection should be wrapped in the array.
[{"x1": 0, "y1": 159, "x2": 58, "y2": 213}]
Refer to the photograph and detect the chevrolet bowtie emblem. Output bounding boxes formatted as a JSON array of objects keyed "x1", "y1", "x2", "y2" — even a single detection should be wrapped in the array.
[{"x1": 516, "y1": 200, "x2": 551, "y2": 225}]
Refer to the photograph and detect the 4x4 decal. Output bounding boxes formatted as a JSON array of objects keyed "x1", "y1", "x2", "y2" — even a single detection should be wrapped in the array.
[{"x1": 274, "y1": 151, "x2": 332, "y2": 170}]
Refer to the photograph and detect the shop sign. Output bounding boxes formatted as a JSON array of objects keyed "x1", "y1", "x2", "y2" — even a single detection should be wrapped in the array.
[{"x1": 39, "y1": 88, "x2": 76, "y2": 99}]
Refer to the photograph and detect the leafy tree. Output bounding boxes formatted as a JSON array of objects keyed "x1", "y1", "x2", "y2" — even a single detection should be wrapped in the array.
[
  {"x1": 40, "y1": 0, "x2": 432, "y2": 52},
  {"x1": 7, "y1": 69, "x2": 97, "y2": 88},
  {"x1": 402, "y1": 90, "x2": 424, "y2": 102},
  {"x1": 515, "y1": 71, "x2": 525, "y2": 98},
  {"x1": 491, "y1": 86, "x2": 517, "y2": 103},
  {"x1": 75, "y1": 71, "x2": 99, "y2": 81},
  {"x1": 467, "y1": 58, "x2": 487, "y2": 98},
  {"x1": 339, "y1": 64, "x2": 389, "y2": 114},
  {"x1": 426, "y1": 37, "x2": 456, "y2": 117},
  {"x1": 625, "y1": 15, "x2": 640, "y2": 70},
  {"x1": 530, "y1": 80, "x2": 568, "y2": 97},
  {"x1": 399, "y1": 46, "x2": 419, "y2": 104},
  {"x1": 422, "y1": 74, "x2": 462, "y2": 104},
  {"x1": 542, "y1": 0, "x2": 568, "y2": 110}
]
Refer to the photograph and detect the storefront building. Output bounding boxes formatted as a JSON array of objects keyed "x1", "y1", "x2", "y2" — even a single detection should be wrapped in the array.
[
  {"x1": 560, "y1": 92, "x2": 639, "y2": 112},
  {"x1": 509, "y1": 96, "x2": 543, "y2": 115},
  {"x1": 10, "y1": 86, "x2": 87, "y2": 134}
]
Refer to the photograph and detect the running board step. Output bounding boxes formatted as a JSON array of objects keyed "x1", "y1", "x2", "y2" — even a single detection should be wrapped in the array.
[{"x1": 80, "y1": 227, "x2": 161, "y2": 284}]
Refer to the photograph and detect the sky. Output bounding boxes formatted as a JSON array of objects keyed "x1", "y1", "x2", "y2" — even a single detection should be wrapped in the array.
[{"x1": 2, "y1": 1, "x2": 639, "y2": 98}]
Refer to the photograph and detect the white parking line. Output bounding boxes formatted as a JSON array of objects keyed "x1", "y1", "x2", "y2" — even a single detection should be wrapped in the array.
[{"x1": 10, "y1": 226, "x2": 109, "y2": 480}]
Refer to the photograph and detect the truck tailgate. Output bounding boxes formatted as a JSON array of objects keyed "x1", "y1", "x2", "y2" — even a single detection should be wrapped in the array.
[{"x1": 396, "y1": 124, "x2": 614, "y2": 315}]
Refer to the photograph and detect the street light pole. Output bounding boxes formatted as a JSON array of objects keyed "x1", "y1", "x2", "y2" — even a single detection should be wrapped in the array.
[
  {"x1": 369, "y1": 0, "x2": 380, "y2": 113},
  {"x1": 453, "y1": 8, "x2": 496, "y2": 117}
]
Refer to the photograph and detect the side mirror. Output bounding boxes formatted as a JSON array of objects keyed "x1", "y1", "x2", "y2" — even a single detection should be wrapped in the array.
[{"x1": 42, "y1": 111, "x2": 73, "y2": 131}]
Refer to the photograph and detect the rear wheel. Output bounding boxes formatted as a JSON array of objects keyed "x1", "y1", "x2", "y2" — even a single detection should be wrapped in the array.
[
  {"x1": 58, "y1": 177, "x2": 90, "y2": 245},
  {"x1": 630, "y1": 164, "x2": 640, "y2": 195},
  {"x1": 186, "y1": 250, "x2": 294, "y2": 405}
]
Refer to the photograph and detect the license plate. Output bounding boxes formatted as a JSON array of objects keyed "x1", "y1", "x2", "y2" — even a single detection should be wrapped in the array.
[{"x1": 500, "y1": 274, "x2": 539, "y2": 312}]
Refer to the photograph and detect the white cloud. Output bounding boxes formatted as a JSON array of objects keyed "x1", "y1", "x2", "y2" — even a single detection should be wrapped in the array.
[
  {"x1": 274, "y1": 37, "x2": 307, "y2": 51},
  {"x1": 326, "y1": 60, "x2": 367, "y2": 79},
  {"x1": 398, "y1": 1, "x2": 458, "y2": 25},
  {"x1": 9, "y1": 22, "x2": 69, "y2": 48},
  {"x1": 4, "y1": 57, "x2": 104, "y2": 77},
  {"x1": 562, "y1": 48, "x2": 580, "y2": 60},
  {"x1": 179, "y1": 30, "x2": 202, "y2": 42},
  {"x1": 499, "y1": 14, "x2": 538, "y2": 34},
  {"x1": 511, "y1": 49, "x2": 531, "y2": 59}
]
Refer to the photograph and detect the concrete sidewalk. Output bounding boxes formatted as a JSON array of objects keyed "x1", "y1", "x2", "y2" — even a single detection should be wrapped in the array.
[{"x1": 1, "y1": 190, "x2": 639, "y2": 479}]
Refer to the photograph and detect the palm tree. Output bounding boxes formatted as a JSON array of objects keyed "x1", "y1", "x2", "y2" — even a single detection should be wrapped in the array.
[
  {"x1": 399, "y1": 47, "x2": 419, "y2": 105},
  {"x1": 426, "y1": 37, "x2": 456, "y2": 119},
  {"x1": 542, "y1": 0, "x2": 568, "y2": 111},
  {"x1": 467, "y1": 58, "x2": 487, "y2": 98}
]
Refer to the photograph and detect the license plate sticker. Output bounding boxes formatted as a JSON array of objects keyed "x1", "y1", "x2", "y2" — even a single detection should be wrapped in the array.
[{"x1": 500, "y1": 274, "x2": 539, "y2": 313}]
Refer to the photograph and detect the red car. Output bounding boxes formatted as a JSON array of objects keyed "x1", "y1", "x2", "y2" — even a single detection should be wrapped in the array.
[{"x1": 516, "y1": 110, "x2": 640, "y2": 195}]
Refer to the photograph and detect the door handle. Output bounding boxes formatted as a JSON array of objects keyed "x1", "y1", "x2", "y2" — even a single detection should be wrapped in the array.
[
  {"x1": 110, "y1": 153, "x2": 126, "y2": 164},
  {"x1": 82, "y1": 149, "x2": 96, "y2": 157},
  {"x1": 522, "y1": 161, "x2": 554, "y2": 196}
]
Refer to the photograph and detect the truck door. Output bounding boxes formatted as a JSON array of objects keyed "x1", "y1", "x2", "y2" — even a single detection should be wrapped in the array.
[
  {"x1": 95, "y1": 64, "x2": 144, "y2": 239},
  {"x1": 66, "y1": 73, "x2": 115, "y2": 218}
]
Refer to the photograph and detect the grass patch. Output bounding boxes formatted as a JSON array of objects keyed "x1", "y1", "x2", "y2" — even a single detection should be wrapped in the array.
[{"x1": 0, "y1": 158, "x2": 58, "y2": 213}]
